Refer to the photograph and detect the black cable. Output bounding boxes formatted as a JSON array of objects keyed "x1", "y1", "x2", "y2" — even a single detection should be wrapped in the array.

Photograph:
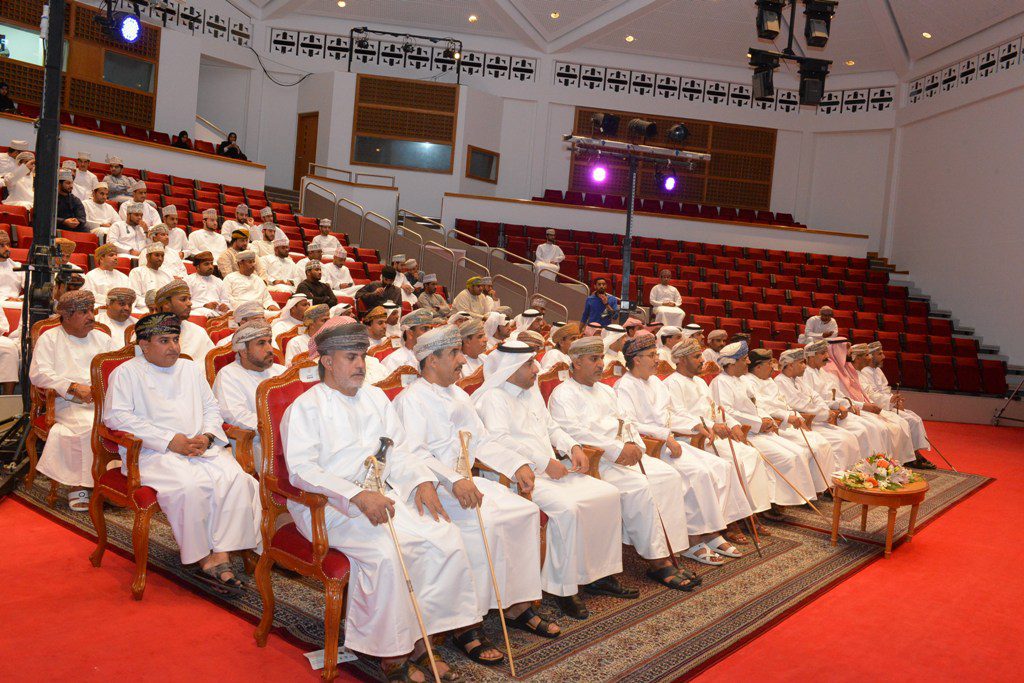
[{"x1": 246, "y1": 46, "x2": 312, "y2": 87}]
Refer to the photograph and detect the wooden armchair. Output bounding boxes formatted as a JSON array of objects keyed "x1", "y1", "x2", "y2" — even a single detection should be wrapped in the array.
[
  {"x1": 87, "y1": 343, "x2": 160, "y2": 600},
  {"x1": 205, "y1": 312, "x2": 231, "y2": 335},
  {"x1": 25, "y1": 317, "x2": 111, "y2": 507},
  {"x1": 602, "y1": 360, "x2": 625, "y2": 380},
  {"x1": 289, "y1": 350, "x2": 310, "y2": 366},
  {"x1": 455, "y1": 365, "x2": 483, "y2": 394},
  {"x1": 275, "y1": 324, "x2": 300, "y2": 356},
  {"x1": 253, "y1": 362, "x2": 352, "y2": 682},
  {"x1": 204, "y1": 345, "x2": 284, "y2": 477},
  {"x1": 538, "y1": 365, "x2": 569, "y2": 404},
  {"x1": 373, "y1": 365, "x2": 420, "y2": 400},
  {"x1": 655, "y1": 359, "x2": 674, "y2": 379}
]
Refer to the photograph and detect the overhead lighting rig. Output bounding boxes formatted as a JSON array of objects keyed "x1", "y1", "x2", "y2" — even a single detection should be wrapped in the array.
[
  {"x1": 348, "y1": 27, "x2": 464, "y2": 82},
  {"x1": 749, "y1": 0, "x2": 836, "y2": 106}
]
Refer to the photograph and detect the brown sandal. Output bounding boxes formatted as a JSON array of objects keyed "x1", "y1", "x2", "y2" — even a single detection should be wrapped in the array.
[
  {"x1": 411, "y1": 651, "x2": 462, "y2": 682},
  {"x1": 382, "y1": 660, "x2": 426, "y2": 683}
]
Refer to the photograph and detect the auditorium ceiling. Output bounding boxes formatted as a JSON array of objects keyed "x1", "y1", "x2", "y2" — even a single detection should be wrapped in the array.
[{"x1": 248, "y1": 0, "x2": 1024, "y2": 75}]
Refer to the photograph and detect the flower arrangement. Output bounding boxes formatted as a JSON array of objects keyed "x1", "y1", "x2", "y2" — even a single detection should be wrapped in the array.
[{"x1": 835, "y1": 454, "x2": 921, "y2": 491}]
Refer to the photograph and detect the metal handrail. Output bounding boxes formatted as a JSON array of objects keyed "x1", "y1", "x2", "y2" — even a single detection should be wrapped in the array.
[
  {"x1": 426, "y1": 240, "x2": 458, "y2": 289},
  {"x1": 395, "y1": 220, "x2": 426, "y2": 266},
  {"x1": 355, "y1": 172, "x2": 398, "y2": 187},
  {"x1": 493, "y1": 274, "x2": 529, "y2": 307},
  {"x1": 457, "y1": 255, "x2": 490, "y2": 279},
  {"x1": 553, "y1": 269, "x2": 590, "y2": 291},
  {"x1": 309, "y1": 163, "x2": 354, "y2": 182},
  {"x1": 307, "y1": 163, "x2": 398, "y2": 188},
  {"x1": 444, "y1": 226, "x2": 493, "y2": 260},
  {"x1": 195, "y1": 114, "x2": 227, "y2": 139},
  {"x1": 398, "y1": 208, "x2": 445, "y2": 232},
  {"x1": 530, "y1": 292, "x2": 570, "y2": 323},
  {"x1": 337, "y1": 196, "x2": 365, "y2": 219},
  {"x1": 361, "y1": 211, "x2": 394, "y2": 254},
  {"x1": 299, "y1": 180, "x2": 339, "y2": 229},
  {"x1": 489, "y1": 246, "x2": 534, "y2": 269}
]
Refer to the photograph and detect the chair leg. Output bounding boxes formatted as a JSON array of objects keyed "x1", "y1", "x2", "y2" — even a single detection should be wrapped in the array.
[
  {"x1": 130, "y1": 506, "x2": 157, "y2": 600},
  {"x1": 253, "y1": 553, "x2": 276, "y2": 647},
  {"x1": 321, "y1": 580, "x2": 346, "y2": 682},
  {"x1": 241, "y1": 549, "x2": 258, "y2": 575},
  {"x1": 23, "y1": 432, "x2": 38, "y2": 491},
  {"x1": 89, "y1": 489, "x2": 108, "y2": 568},
  {"x1": 45, "y1": 479, "x2": 60, "y2": 508}
]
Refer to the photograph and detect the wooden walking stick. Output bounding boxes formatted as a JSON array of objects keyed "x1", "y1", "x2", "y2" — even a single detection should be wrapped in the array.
[
  {"x1": 701, "y1": 417, "x2": 762, "y2": 559},
  {"x1": 792, "y1": 410, "x2": 833, "y2": 494},
  {"x1": 457, "y1": 431, "x2": 517, "y2": 678},
  {"x1": 363, "y1": 438, "x2": 441, "y2": 683},
  {"x1": 617, "y1": 419, "x2": 680, "y2": 569}
]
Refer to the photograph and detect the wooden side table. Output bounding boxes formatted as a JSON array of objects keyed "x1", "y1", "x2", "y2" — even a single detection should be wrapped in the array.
[{"x1": 830, "y1": 478, "x2": 930, "y2": 558}]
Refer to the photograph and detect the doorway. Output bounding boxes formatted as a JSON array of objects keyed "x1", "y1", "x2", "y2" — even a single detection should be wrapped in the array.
[{"x1": 293, "y1": 112, "x2": 319, "y2": 190}]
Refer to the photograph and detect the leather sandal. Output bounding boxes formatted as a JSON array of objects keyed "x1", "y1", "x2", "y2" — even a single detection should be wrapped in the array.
[
  {"x1": 195, "y1": 562, "x2": 243, "y2": 596},
  {"x1": 382, "y1": 660, "x2": 426, "y2": 683},
  {"x1": 646, "y1": 565, "x2": 698, "y2": 591},
  {"x1": 411, "y1": 651, "x2": 461, "y2": 682},
  {"x1": 504, "y1": 606, "x2": 561, "y2": 638},
  {"x1": 451, "y1": 628, "x2": 504, "y2": 666}
]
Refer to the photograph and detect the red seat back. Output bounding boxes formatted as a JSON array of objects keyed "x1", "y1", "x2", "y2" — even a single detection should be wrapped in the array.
[{"x1": 258, "y1": 364, "x2": 319, "y2": 503}]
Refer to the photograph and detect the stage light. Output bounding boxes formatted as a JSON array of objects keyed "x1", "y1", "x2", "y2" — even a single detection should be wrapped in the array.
[
  {"x1": 749, "y1": 49, "x2": 780, "y2": 100},
  {"x1": 755, "y1": 0, "x2": 784, "y2": 40},
  {"x1": 803, "y1": 0, "x2": 838, "y2": 48},
  {"x1": 356, "y1": 36, "x2": 370, "y2": 49},
  {"x1": 401, "y1": 38, "x2": 415, "y2": 54},
  {"x1": 628, "y1": 118, "x2": 657, "y2": 140},
  {"x1": 115, "y1": 12, "x2": 141, "y2": 43},
  {"x1": 591, "y1": 165, "x2": 608, "y2": 183},
  {"x1": 655, "y1": 164, "x2": 677, "y2": 192},
  {"x1": 798, "y1": 57, "x2": 831, "y2": 105},
  {"x1": 591, "y1": 113, "x2": 620, "y2": 137},
  {"x1": 667, "y1": 123, "x2": 689, "y2": 144}
]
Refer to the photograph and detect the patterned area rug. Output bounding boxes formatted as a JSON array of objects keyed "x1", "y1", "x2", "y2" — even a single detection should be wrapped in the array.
[
  {"x1": 778, "y1": 468, "x2": 992, "y2": 544},
  {"x1": 15, "y1": 468, "x2": 986, "y2": 681}
]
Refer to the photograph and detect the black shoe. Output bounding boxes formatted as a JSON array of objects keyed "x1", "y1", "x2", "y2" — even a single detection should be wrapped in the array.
[
  {"x1": 913, "y1": 455, "x2": 937, "y2": 470},
  {"x1": 761, "y1": 506, "x2": 786, "y2": 522},
  {"x1": 556, "y1": 594, "x2": 589, "y2": 620},
  {"x1": 582, "y1": 575, "x2": 640, "y2": 599}
]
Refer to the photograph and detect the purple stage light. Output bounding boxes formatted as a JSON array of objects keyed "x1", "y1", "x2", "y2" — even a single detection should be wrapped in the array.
[
  {"x1": 663, "y1": 176, "x2": 676, "y2": 191},
  {"x1": 591, "y1": 165, "x2": 608, "y2": 183}
]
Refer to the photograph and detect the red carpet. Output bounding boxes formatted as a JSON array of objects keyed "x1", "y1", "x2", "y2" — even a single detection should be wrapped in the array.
[{"x1": 1, "y1": 421, "x2": 1020, "y2": 682}]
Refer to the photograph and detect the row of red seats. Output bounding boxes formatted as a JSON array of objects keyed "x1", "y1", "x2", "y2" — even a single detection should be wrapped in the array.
[
  {"x1": 533, "y1": 189, "x2": 807, "y2": 227},
  {"x1": 568, "y1": 253, "x2": 883, "y2": 283},
  {"x1": 10, "y1": 109, "x2": 226, "y2": 157},
  {"x1": 684, "y1": 309, "x2": 955, "y2": 343},
  {"x1": 588, "y1": 271, "x2": 906, "y2": 301},
  {"x1": 681, "y1": 300, "x2": 941, "y2": 331}
]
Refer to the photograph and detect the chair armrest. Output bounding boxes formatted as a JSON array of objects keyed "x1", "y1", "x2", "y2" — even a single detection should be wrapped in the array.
[
  {"x1": 580, "y1": 445, "x2": 603, "y2": 479},
  {"x1": 641, "y1": 436, "x2": 665, "y2": 458},
  {"x1": 223, "y1": 423, "x2": 257, "y2": 476},
  {"x1": 98, "y1": 425, "x2": 143, "y2": 490},
  {"x1": 473, "y1": 461, "x2": 512, "y2": 487}
]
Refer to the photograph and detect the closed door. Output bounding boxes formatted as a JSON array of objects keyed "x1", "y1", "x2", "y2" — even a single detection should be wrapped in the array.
[{"x1": 293, "y1": 112, "x2": 319, "y2": 190}]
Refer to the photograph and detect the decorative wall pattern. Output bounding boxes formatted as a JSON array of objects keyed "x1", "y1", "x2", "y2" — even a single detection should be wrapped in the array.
[
  {"x1": 115, "y1": 0, "x2": 254, "y2": 48},
  {"x1": 554, "y1": 61, "x2": 895, "y2": 117},
  {"x1": 907, "y1": 34, "x2": 1024, "y2": 105}
]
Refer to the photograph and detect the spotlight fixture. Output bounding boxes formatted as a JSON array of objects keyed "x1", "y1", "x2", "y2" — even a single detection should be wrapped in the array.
[
  {"x1": 625, "y1": 35, "x2": 635, "y2": 42},
  {"x1": 591, "y1": 113, "x2": 620, "y2": 138},
  {"x1": 97, "y1": 0, "x2": 144, "y2": 44},
  {"x1": 755, "y1": 0, "x2": 784, "y2": 40},
  {"x1": 803, "y1": 0, "x2": 838, "y2": 48},
  {"x1": 655, "y1": 164, "x2": 678, "y2": 192},
  {"x1": 921, "y1": 32, "x2": 932, "y2": 39},
  {"x1": 356, "y1": 36, "x2": 370, "y2": 49},
  {"x1": 550, "y1": 11, "x2": 560, "y2": 19},
  {"x1": 468, "y1": 14, "x2": 478, "y2": 23},
  {"x1": 591, "y1": 164, "x2": 608, "y2": 183},
  {"x1": 666, "y1": 123, "x2": 689, "y2": 144},
  {"x1": 442, "y1": 40, "x2": 461, "y2": 60},
  {"x1": 749, "y1": 49, "x2": 780, "y2": 100},
  {"x1": 628, "y1": 118, "x2": 657, "y2": 140},
  {"x1": 401, "y1": 38, "x2": 415, "y2": 54},
  {"x1": 798, "y1": 57, "x2": 831, "y2": 105},
  {"x1": 337, "y1": 0, "x2": 346, "y2": 7}
]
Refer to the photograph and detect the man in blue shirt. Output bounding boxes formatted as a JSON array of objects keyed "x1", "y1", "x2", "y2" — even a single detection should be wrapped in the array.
[{"x1": 580, "y1": 277, "x2": 620, "y2": 326}]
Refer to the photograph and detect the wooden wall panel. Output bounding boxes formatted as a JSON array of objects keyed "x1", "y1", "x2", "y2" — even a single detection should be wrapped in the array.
[{"x1": 570, "y1": 106, "x2": 776, "y2": 210}]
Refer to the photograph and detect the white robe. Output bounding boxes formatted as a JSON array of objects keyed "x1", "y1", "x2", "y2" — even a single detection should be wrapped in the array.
[
  {"x1": 29, "y1": 327, "x2": 115, "y2": 486},
  {"x1": 460, "y1": 354, "x2": 483, "y2": 378},
  {"x1": 309, "y1": 234, "x2": 342, "y2": 258},
  {"x1": 0, "y1": 258, "x2": 22, "y2": 299},
  {"x1": 662, "y1": 372, "x2": 772, "y2": 513},
  {"x1": 797, "y1": 365, "x2": 888, "y2": 457},
  {"x1": 534, "y1": 242, "x2": 565, "y2": 281},
  {"x1": 322, "y1": 263, "x2": 360, "y2": 297},
  {"x1": 1, "y1": 166, "x2": 33, "y2": 207},
  {"x1": 143, "y1": 245, "x2": 187, "y2": 279},
  {"x1": 0, "y1": 309, "x2": 17, "y2": 382},
  {"x1": 742, "y1": 374, "x2": 839, "y2": 490},
  {"x1": 382, "y1": 345, "x2": 418, "y2": 374},
  {"x1": 283, "y1": 382, "x2": 479, "y2": 657},
  {"x1": 548, "y1": 377, "x2": 689, "y2": 559},
  {"x1": 128, "y1": 267, "x2": 173, "y2": 312},
  {"x1": 649, "y1": 284, "x2": 685, "y2": 327},
  {"x1": 270, "y1": 318, "x2": 302, "y2": 342},
  {"x1": 710, "y1": 373, "x2": 819, "y2": 505},
  {"x1": 800, "y1": 316, "x2": 839, "y2": 344},
  {"x1": 284, "y1": 333, "x2": 309, "y2": 365},
  {"x1": 223, "y1": 272, "x2": 275, "y2": 310},
  {"x1": 179, "y1": 319, "x2": 214, "y2": 368},
  {"x1": 475, "y1": 381, "x2": 623, "y2": 596},
  {"x1": 860, "y1": 365, "x2": 929, "y2": 451},
  {"x1": 260, "y1": 255, "x2": 302, "y2": 292},
  {"x1": 167, "y1": 227, "x2": 188, "y2": 255},
  {"x1": 452, "y1": 290, "x2": 492, "y2": 318},
  {"x1": 185, "y1": 273, "x2": 229, "y2": 317},
  {"x1": 773, "y1": 373, "x2": 864, "y2": 470},
  {"x1": 615, "y1": 372, "x2": 753, "y2": 534},
  {"x1": 185, "y1": 229, "x2": 228, "y2": 259},
  {"x1": 103, "y1": 356, "x2": 261, "y2": 564},
  {"x1": 107, "y1": 221, "x2": 149, "y2": 254},
  {"x1": 82, "y1": 268, "x2": 130, "y2": 303},
  {"x1": 539, "y1": 348, "x2": 571, "y2": 372},
  {"x1": 393, "y1": 379, "x2": 543, "y2": 615},
  {"x1": 73, "y1": 169, "x2": 98, "y2": 199},
  {"x1": 94, "y1": 311, "x2": 132, "y2": 347},
  {"x1": 118, "y1": 200, "x2": 161, "y2": 227},
  {"x1": 213, "y1": 360, "x2": 285, "y2": 472},
  {"x1": 83, "y1": 199, "x2": 120, "y2": 234},
  {"x1": 365, "y1": 355, "x2": 388, "y2": 385}
]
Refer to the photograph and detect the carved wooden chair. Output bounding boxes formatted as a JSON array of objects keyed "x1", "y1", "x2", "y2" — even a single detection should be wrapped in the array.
[
  {"x1": 87, "y1": 343, "x2": 159, "y2": 600},
  {"x1": 25, "y1": 317, "x2": 111, "y2": 507},
  {"x1": 455, "y1": 365, "x2": 484, "y2": 394},
  {"x1": 371, "y1": 340, "x2": 399, "y2": 361},
  {"x1": 655, "y1": 359, "x2": 675, "y2": 379},
  {"x1": 373, "y1": 365, "x2": 420, "y2": 400},
  {"x1": 205, "y1": 312, "x2": 232, "y2": 335},
  {"x1": 253, "y1": 362, "x2": 352, "y2": 682},
  {"x1": 123, "y1": 322, "x2": 135, "y2": 346},
  {"x1": 289, "y1": 351, "x2": 310, "y2": 366},
  {"x1": 275, "y1": 323, "x2": 300, "y2": 356}
]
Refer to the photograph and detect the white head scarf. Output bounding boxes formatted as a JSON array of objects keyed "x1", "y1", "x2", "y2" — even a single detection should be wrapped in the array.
[
  {"x1": 512, "y1": 308, "x2": 542, "y2": 338},
  {"x1": 602, "y1": 324, "x2": 627, "y2": 355},
  {"x1": 281, "y1": 293, "x2": 312, "y2": 321},
  {"x1": 484, "y1": 311, "x2": 508, "y2": 345},
  {"x1": 472, "y1": 341, "x2": 537, "y2": 406}
]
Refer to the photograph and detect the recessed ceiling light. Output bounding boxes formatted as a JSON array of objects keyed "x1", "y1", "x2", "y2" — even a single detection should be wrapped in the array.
[
  {"x1": 844, "y1": 59, "x2": 855, "y2": 66},
  {"x1": 625, "y1": 35, "x2": 635, "y2": 42},
  {"x1": 550, "y1": 11, "x2": 560, "y2": 19},
  {"x1": 336, "y1": 0, "x2": 345, "y2": 6},
  {"x1": 468, "y1": 14, "x2": 478, "y2": 23},
  {"x1": 922, "y1": 32, "x2": 932, "y2": 39},
  {"x1": 746, "y1": 52, "x2": 752, "y2": 58}
]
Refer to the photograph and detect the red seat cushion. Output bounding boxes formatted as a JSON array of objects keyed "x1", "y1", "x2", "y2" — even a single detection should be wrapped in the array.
[
  {"x1": 272, "y1": 522, "x2": 351, "y2": 579},
  {"x1": 97, "y1": 469, "x2": 159, "y2": 509}
]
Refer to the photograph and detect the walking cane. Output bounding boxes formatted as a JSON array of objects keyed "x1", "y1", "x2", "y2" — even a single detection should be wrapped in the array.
[
  {"x1": 701, "y1": 417, "x2": 762, "y2": 559},
  {"x1": 793, "y1": 410, "x2": 833, "y2": 495},
  {"x1": 363, "y1": 438, "x2": 441, "y2": 683},
  {"x1": 892, "y1": 385, "x2": 956, "y2": 471},
  {"x1": 457, "y1": 431, "x2": 517, "y2": 677},
  {"x1": 617, "y1": 419, "x2": 680, "y2": 569}
]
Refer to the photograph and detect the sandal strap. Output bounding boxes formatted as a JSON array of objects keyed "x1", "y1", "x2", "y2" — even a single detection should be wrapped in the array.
[{"x1": 452, "y1": 627, "x2": 483, "y2": 648}]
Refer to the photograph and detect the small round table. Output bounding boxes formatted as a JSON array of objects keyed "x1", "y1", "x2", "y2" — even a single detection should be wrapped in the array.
[{"x1": 830, "y1": 478, "x2": 930, "y2": 558}]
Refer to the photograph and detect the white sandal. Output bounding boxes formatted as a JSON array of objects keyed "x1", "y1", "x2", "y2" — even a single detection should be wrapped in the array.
[
  {"x1": 682, "y1": 543, "x2": 725, "y2": 566},
  {"x1": 68, "y1": 489, "x2": 90, "y2": 512},
  {"x1": 706, "y1": 535, "x2": 744, "y2": 558}
]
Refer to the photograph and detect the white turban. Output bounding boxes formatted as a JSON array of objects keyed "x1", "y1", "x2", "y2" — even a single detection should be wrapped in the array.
[
  {"x1": 483, "y1": 311, "x2": 507, "y2": 344},
  {"x1": 472, "y1": 341, "x2": 536, "y2": 404},
  {"x1": 602, "y1": 324, "x2": 627, "y2": 353}
]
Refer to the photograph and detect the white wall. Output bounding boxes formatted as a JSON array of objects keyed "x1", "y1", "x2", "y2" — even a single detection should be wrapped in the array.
[
  {"x1": 196, "y1": 58, "x2": 252, "y2": 147},
  {"x1": 891, "y1": 85, "x2": 1024, "y2": 364},
  {"x1": 154, "y1": 29, "x2": 201, "y2": 139}
]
